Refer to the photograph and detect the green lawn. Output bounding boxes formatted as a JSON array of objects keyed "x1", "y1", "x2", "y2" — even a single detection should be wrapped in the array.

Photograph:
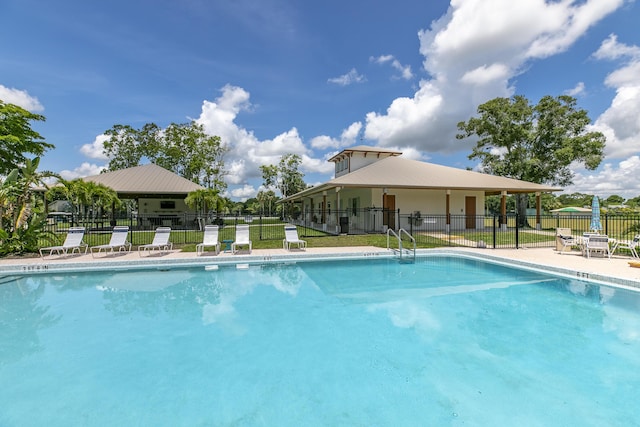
[{"x1": 178, "y1": 233, "x2": 450, "y2": 252}]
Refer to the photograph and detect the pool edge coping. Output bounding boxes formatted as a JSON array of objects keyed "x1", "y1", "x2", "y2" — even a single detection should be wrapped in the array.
[{"x1": 2, "y1": 248, "x2": 639, "y2": 291}]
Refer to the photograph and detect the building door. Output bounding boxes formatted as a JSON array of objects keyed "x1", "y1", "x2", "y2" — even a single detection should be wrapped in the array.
[
  {"x1": 465, "y1": 196, "x2": 476, "y2": 229},
  {"x1": 383, "y1": 194, "x2": 396, "y2": 229}
]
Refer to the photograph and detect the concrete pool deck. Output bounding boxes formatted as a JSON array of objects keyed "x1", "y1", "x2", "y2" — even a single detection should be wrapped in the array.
[{"x1": 1, "y1": 246, "x2": 640, "y2": 289}]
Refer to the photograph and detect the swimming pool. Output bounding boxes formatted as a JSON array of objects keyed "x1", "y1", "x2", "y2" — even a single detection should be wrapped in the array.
[{"x1": 1, "y1": 255, "x2": 639, "y2": 426}]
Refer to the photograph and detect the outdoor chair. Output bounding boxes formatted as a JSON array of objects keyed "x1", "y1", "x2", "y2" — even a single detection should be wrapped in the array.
[
  {"x1": 196, "y1": 225, "x2": 220, "y2": 255},
  {"x1": 283, "y1": 225, "x2": 306, "y2": 251},
  {"x1": 40, "y1": 227, "x2": 88, "y2": 258},
  {"x1": 138, "y1": 227, "x2": 173, "y2": 256},
  {"x1": 555, "y1": 228, "x2": 575, "y2": 254},
  {"x1": 584, "y1": 235, "x2": 611, "y2": 259},
  {"x1": 232, "y1": 224, "x2": 252, "y2": 254},
  {"x1": 90, "y1": 226, "x2": 132, "y2": 257},
  {"x1": 614, "y1": 235, "x2": 640, "y2": 259}
]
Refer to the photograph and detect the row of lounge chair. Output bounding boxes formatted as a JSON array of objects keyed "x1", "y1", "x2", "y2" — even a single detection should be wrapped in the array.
[
  {"x1": 196, "y1": 224, "x2": 306, "y2": 254},
  {"x1": 39, "y1": 224, "x2": 308, "y2": 259}
]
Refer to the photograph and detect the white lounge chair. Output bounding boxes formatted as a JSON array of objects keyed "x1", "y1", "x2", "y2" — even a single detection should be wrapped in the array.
[
  {"x1": 90, "y1": 226, "x2": 132, "y2": 257},
  {"x1": 196, "y1": 225, "x2": 220, "y2": 255},
  {"x1": 614, "y1": 235, "x2": 640, "y2": 258},
  {"x1": 555, "y1": 228, "x2": 575, "y2": 254},
  {"x1": 232, "y1": 224, "x2": 251, "y2": 254},
  {"x1": 584, "y1": 235, "x2": 611, "y2": 259},
  {"x1": 39, "y1": 227, "x2": 88, "y2": 258},
  {"x1": 283, "y1": 225, "x2": 306, "y2": 251},
  {"x1": 138, "y1": 227, "x2": 173, "y2": 256}
]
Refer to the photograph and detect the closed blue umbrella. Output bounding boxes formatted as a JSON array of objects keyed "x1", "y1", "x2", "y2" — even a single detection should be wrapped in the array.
[{"x1": 590, "y1": 196, "x2": 602, "y2": 232}]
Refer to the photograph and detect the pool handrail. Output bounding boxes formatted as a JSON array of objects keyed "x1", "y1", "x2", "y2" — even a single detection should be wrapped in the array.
[{"x1": 387, "y1": 228, "x2": 416, "y2": 262}]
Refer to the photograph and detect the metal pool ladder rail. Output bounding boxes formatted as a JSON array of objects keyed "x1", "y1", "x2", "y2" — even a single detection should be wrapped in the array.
[{"x1": 387, "y1": 228, "x2": 416, "y2": 263}]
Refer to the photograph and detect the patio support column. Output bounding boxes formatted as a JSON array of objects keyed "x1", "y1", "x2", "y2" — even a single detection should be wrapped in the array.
[
  {"x1": 501, "y1": 191, "x2": 507, "y2": 231},
  {"x1": 535, "y1": 192, "x2": 541, "y2": 230},
  {"x1": 336, "y1": 187, "x2": 342, "y2": 234},
  {"x1": 446, "y1": 190, "x2": 451, "y2": 233},
  {"x1": 322, "y1": 191, "x2": 327, "y2": 231}
]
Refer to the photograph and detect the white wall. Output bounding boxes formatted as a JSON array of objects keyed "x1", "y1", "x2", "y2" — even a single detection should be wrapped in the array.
[
  {"x1": 304, "y1": 187, "x2": 486, "y2": 230},
  {"x1": 335, "y1": 152, "x2": 399, "y2": 178},
  {"x1": 139, "y1": 198, "x2": 193, "y2": 215}
]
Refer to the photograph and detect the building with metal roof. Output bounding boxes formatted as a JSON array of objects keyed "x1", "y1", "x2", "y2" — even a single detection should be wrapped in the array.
[
  {"x1": 83, "y1": 164, "x2": 205, "y2": 227},
  {"x1": 282, "y1": 146, "x2": 561, "y2": 233},
  {"x1": 84, "y1": 163, "x2": 204, "y2": 197}
]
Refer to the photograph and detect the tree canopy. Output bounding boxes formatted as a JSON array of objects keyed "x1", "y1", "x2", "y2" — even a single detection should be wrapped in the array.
[
  {"x1": 456, "y1": 95, "x2": 606, "y2": 187},
  {"x1": 260, "y1": 154, "x2": 307, "y2": 198},
  {"x1": 102, "y1": 121, "x2": 228, "y2": 190},
  {"x1": 0, "y1": 100, "x2": 54, "y2": 175}
]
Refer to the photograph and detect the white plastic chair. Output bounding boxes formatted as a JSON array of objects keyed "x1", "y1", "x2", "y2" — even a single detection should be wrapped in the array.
[
  {"x1": 232, "y1": 224, "x2": 252, "y2": 254},
  {"x1": 40, "y1": 227, "x2": 88, "y2": 258},
  {"x1": 283, "y1": 225, "x2": 306, "y2": 251},
  {"x1": 584, "y1": 235, "x2": 611, "y2": 259},
  {"x1": 196, "y1": 225, "x2": 220, "y2": 255},
  {"x1": 614, "y1": 235, "x2": 640, "y2": 258},
  {"x1": 90, "y1": 226, "x2": 132, "y2": 257},
  {"x1": 138, "y1": 227, "x2": 173, "y2": 256}
]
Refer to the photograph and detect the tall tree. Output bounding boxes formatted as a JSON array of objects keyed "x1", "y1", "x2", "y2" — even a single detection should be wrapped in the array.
[
  {"x1": 256, "y1": 190, "x2": 277, "y2": 216},
  {"x1": 185, "y1": 188, "x2": 224, "y2": 226},
  {"x1": 457, "y1": 95, "x2": 606, "y2": 222},
  {"x1": 102, "y1": 124, "x2": 154, "y2": 170},
  {"x1": 150, "y1": 122, "x2": 227, "y2": 191},
  {"x1": 0, "y1": 101, "x2": 54, "y2": 175},
  {"x1": 260, "y1": 154, "x2": 307, "y2": 198},
  {"x1": 102, "y1": 121, "x2": 227, "y2": 190}
]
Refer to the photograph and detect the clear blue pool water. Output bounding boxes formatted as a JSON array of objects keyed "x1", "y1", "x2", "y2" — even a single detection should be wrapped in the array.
[{"x1": 1, "y1": 255, "x2": 640, "y2": 426}]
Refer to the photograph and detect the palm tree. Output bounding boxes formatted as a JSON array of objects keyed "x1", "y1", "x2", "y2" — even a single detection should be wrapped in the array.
[
  {"x1": 185, "y1": 188, "x2": 225, "y2": 228},
  {"x1": 54, "y1": 179, "x2": 119, "y2": 226}
]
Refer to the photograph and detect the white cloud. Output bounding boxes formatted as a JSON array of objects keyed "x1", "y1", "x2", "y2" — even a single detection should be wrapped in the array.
[
  {"x1": 230, "y1": 184, "x2": 257, "y2": 201},
  {"x1": 196, "y1": 85, "x2": 323, "y2": 198},
  {"x1": 370, "y1": 55, "x2": 414, "y2": 80},
  {"x1": 564, "y1": 156, "x2": 640, "y2": 199},
  {"x1": 592, "y1": 33, "x2": 640, "y2": 61},
  {"x1": 327, "y1": 68, "x2": 366, "y2": 86},
  {"x1": 0, "y1": 85, "x2": 44, "y2": 112},
  {"x1": 565, "y1": 82, "x2": 586, "y2": 97},
  {"x1": 589, "y1": 35, "x2": 640, "y2": 159},
  {"x1": 364, "y1": 0, "x2": 623, "y2": 154},
  {"x1": 300, "y1": 153, "x2": 333, "y2": 175},
  {"x1": 80, "y1": 134, "x2": 109, "y2": 160},
  {"x1": 310, "y1": 122, "x2": 362, "y2": 150},
  {"x1": 460, "y1": 63, "x2": 510, "y2": 85},
  {"x1": 309, "y1": 135, "x2": 336, "y2": 150},
  {"x1": 59, "y1": 162, "x2": 105, "y2": 180}
]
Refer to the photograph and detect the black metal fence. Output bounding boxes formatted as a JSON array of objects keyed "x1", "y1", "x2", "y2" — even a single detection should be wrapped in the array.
[
  {"x1": 40, "y1": 209, "x2": 640, "y2": 250},
  {"x1": 288, "y1": 208, "x2": 640, "y2": 249},
  {"x1": 40, "y1": 212, "x2": 329, "y2": 248}
]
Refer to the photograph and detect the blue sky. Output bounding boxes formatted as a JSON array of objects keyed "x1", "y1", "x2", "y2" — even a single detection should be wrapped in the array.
[{"x1": 2, "y1": 0, "x2": 640, "y2": 201}]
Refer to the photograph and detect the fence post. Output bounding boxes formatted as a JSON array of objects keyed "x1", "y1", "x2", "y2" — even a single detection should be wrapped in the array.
[
  {"x1": 515, "y1": 213, "x2": 519, "y2": 249},
  {"x1": 493, "y1": 215, "x2": 497, "y2": 249},
  {"x1": 409, "y1": 212, "x2": 413, "y2": 235}
]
